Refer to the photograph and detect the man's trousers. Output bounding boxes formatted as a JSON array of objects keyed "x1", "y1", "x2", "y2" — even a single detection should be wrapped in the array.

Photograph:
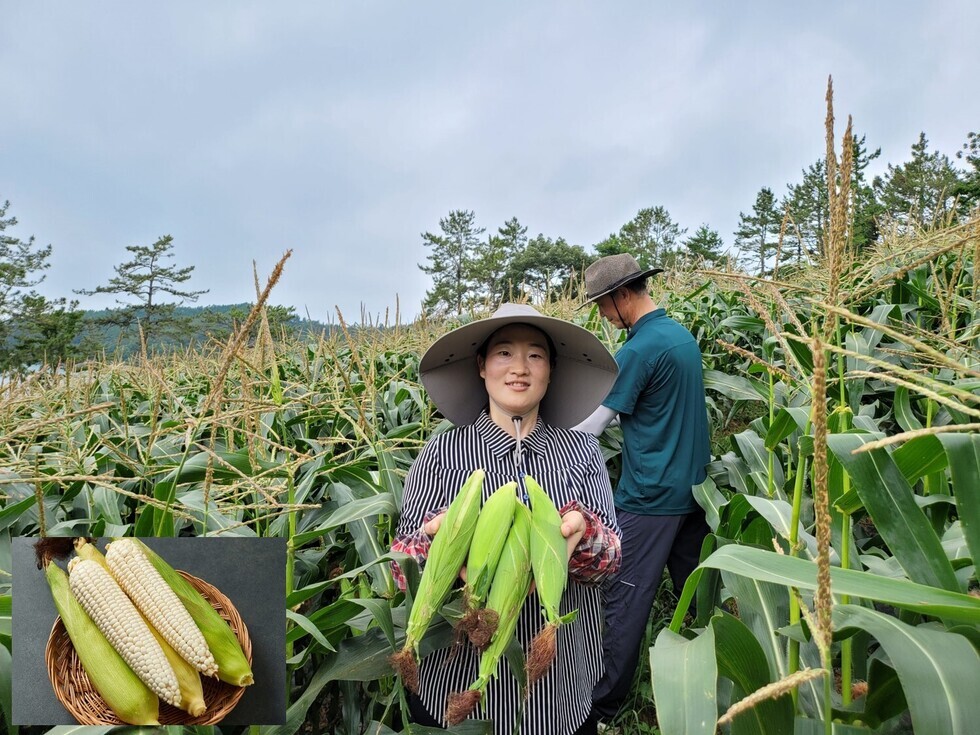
[{"x1": 591, "y1": 507, "x2": 710, "y2": 721}]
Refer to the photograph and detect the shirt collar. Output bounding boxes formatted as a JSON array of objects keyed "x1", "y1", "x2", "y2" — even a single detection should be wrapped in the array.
[
  {"x1": 474, "y1": 411, "x2": 549, "y2": 459},
  {"x1": 627, "y1": 307, "x2": 665, "y2": 340}
]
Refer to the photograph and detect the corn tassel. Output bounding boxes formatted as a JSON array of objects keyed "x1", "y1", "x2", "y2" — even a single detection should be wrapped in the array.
[
  {"x1": 44, "y1": 560, "x2": 160, "y2": 725},
  {"x1": 390, "y1": 468, "x2": 486, "y2": 693},
  {"x1": 67, "y1": 557, "x2": 182, "y2": 708},
  {"x1": 525, "y1": 475, "x2": 575, "y2": 689},
  {"x1": 75, "y1": 539, "x2": 207, "y2": 716},
  {"x1": 106, "y1": 538, "x2": 218, "y2": 678},
  {"x1": 130, "y1": 539, "x2": 254, "y2": 687},
  {"x1": 445, "y1": 503, "x2": 533, "y2": 725},
  {"x1": 459, "y1": 481, "x2": 517, "y2": 649}
]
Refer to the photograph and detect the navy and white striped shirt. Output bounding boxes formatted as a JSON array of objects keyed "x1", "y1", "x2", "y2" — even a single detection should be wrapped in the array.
[{"x1": 393, "y1": 411, "x2": 621, "y2": 735}]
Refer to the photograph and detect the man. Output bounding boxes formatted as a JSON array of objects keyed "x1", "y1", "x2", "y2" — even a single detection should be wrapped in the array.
[{"x1": 573, "y1": 253, "x2": 711, "y2": 726}]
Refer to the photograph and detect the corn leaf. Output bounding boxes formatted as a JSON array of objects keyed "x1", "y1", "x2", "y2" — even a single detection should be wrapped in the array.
[
  {"x1": 709, "y1": 611, "x2": 795, "y2": 735},
  {"x1": 827, "y1": 433, "x2": 959, "y2": 592},
  {"x1": 650, "y1": 627, "x2": 718, "y2": 735},
  {"x1": 834, "y1": 604, "x2": 980, "y2": 735},
  {"x1": 939, "y1": 434, "x2": 980, "y2": 566},
  {"x1": 670, "y1": 545, "x2": 980, "y2": 631}
]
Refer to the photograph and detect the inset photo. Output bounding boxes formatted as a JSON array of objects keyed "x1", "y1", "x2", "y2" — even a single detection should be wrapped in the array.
[{"x1": 13, "y1": 536, "x2": 285, "y2": 726}]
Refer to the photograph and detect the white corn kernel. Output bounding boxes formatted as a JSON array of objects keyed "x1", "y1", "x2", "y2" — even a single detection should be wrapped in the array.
[
  {"x1": 106, "y1": 539, "x2": 219, "y2": 677},
  {"x1": 68, "y1": 557, "x2": 182, "y2": 708}
]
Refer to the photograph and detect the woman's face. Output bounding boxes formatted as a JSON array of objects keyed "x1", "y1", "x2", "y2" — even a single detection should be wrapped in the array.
[{"x1": 477, "y1": 324, "x2": 552, "y2": 420}]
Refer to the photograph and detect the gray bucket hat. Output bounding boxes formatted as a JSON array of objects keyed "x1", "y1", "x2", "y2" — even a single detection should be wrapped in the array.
[
  {"x1": 419, "y1": 303, "x2": 618, "y2": 428},
  {"x1": 581, "y1": 253, "x2": 663, "y2": 305}
]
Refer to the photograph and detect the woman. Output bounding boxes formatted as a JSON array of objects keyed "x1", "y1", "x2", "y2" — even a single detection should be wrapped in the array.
[{"x1": 391, "y1": 303, "x2": 622, "y2": 735}]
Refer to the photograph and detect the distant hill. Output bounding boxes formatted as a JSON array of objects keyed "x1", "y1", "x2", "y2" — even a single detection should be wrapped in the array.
[{"x1": 78, "y1": 303, "x2": 337, "y2": 359}]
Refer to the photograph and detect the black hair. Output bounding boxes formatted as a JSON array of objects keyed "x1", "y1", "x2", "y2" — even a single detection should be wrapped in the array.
[{"x1": 623, "y1": 277, "x2": 648, "y2": 295}]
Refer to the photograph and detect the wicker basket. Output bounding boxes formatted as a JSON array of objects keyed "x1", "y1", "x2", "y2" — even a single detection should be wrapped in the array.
[{"x1": 45, "y1": 570, "x2": 253, "y2": 725}]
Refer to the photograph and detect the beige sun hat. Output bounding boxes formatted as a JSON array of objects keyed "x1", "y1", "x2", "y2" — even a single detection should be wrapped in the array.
[
  {"x1": 580, "y1": 253, "x2": 663, "y2": 306},
  {"x1": 419, "y1": 303, "x2": 618, "y2": 428}
]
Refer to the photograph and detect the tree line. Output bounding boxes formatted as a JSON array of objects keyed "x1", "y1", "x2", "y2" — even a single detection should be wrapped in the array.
[
  {"x1": 419, "y1": 130, "x2": 980, "y2": 313},
  {"x1": 0, "y1": 224, "x2": 320, "y2": 372},
  {"x1": 2, "y1": 129, "x2": 978, "y2": 368}
]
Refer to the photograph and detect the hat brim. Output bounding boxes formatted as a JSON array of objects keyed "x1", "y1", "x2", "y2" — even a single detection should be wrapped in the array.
[
  {"x1": 578, "y1": 267, "x2": 664, "y2": 309},
  {"x1": 420, "y1": 309, "x2": 618, "y2": 428}
]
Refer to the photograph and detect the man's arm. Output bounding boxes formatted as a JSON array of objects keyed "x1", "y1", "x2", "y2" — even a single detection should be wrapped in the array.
[{"x1": 571, "y1": 404, "x2": 619, "y2": 436}]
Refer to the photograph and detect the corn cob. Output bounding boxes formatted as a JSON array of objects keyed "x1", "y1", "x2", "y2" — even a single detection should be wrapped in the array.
[
  {"x1": 105, "y1": 538, "x2": 218, "y2": 678},
  {"x1": 130, "y1": 538, "x2": 254, "y2": 687},
  {"x1": 524, "y1": 475, "x2": 576, "y2": 688},
  {"x1": 459, "y1": 481, "x2": 518, "y2": 649},
  {"x1": 67, "y1": 557, "x2": 182, "y2": 708},
  {"x1": 44, "y1": 560, "x2": 161, "y2": 725},
  {"x1": 390, "y1": 468, "x2": 486, "y2": 693},
  {"x1": 75, "y1": 538, "x2": 207, "y2": 716},
  {"x1": 445, "y1": 503, "x2": 533, "y2": 725}
]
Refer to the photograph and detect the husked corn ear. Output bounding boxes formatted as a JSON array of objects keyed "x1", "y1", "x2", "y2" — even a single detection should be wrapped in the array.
[
  {"x1": 131, "y1": 539, "x2": 254, "y2": 687},
  {"x1": 106, "y1": 538, "x2": 218, "y2": 678},
  {"x1": 445, "y1": 503, "x2": 533, "y2": 725},
  {"x1": 524, "y1": 475, "x2": 568, "y2": 623},
  {"x1": 465, "y1": 481, "x2": 518, "y2": 606},
  {"x1": 67, "y1": 557, "x2": 182, "y2": 708},
  {"x1": 44, "y1": 561, "x2": 160, "y2": 725},
  {"x1": 390, "y1": 468, "x2": 486, "y2": 692},
  {"x1": 74, "y1": 539, "x2": 207, "y2": 716}
]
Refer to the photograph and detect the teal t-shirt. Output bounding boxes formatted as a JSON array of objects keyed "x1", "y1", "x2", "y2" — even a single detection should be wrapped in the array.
[{"x1": 603, "y1": 309, "x2": 711, "y2": 515}]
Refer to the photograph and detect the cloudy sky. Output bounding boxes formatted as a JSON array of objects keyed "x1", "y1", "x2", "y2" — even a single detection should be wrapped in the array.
[{"x1": 2, "y1": 2, "x2": 978, "y2": 324}]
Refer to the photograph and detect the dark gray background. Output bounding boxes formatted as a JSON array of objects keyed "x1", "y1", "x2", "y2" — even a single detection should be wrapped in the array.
[{"x1": 12, "y1": 536, "x2": 286, "y2": 725}]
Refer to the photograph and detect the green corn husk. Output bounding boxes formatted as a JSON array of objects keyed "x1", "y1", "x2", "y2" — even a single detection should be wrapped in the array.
[
  {"x1": 75, "y1": 538, "x2": 207, "y2": 716},
  {"x1": 445, "y1": 503, "x2": 533, "y2": 725},
  {"x1": 130, "y1": 539, "x2": 254, "y2": 687},
  {"x1": 44, "y1": 561, "x2": 161, "y2": 725},
  {"x1": 525, "y1": 475, "x2": 577, "y2": 689},
  {"x1": 459, "y1": 481, "x2": 518, "y2": 648},
  {"x1": 391, "y1": 468, "x2": 486, "y2": 693}
]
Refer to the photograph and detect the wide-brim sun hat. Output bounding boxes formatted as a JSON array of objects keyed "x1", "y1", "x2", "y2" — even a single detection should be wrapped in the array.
[
  {"x1": 419, "y1": 303, "x2": 618, "y2": 428},
  {"x1": 580, "y1": 253, "x2": 663, "y2": 306}
]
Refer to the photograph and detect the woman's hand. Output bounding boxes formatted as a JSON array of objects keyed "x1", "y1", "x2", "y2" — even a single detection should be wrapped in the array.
[
  {"x1": 423, "y1": 512, "x2": 447, "y2": 537},
  {"x1": 423, "y1": 512, "x2": 467, "y2": 581},
  {"x1": 560, "y1": 509, "x2": 586, "y2": 562}
]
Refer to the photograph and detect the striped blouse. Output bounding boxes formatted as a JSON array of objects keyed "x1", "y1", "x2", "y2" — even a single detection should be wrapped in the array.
[{"x1": 392, "y1": 411, "x2": 622, "y2": 735}]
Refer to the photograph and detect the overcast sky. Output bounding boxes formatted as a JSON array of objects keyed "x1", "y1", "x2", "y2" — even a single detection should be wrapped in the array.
[{"x1": 2, "y1": 2, "x2": 978, "y2": 324}]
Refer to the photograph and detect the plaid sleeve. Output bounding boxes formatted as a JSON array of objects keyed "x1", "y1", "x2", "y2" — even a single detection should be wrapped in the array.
[
  {"x1": 560, "y1": 499, "x2": 622, "y2": 586},
  {"x1": 390, "y1": 507, "x2": 446, "y2": 591}
]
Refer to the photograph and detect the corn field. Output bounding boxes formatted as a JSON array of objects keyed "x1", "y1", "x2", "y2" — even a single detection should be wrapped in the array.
[{"x1": 2, "y1": 129, "x2": 980, "y2": 735}]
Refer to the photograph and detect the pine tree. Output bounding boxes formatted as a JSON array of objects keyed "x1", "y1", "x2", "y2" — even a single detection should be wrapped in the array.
[
  {"x1": 782, "y1": 134, "x2": 882, "y2": 262},
  {"x1": 503, "y1": 235, "x2": 588, "y2": 303},
  {"x1": 873, "y1": 132, "x2": 963, "y2": 231},
  {"x1": 596, "y1": 206, "x2": 685, "y2": 269},
  {"x1": 76, "y1": 235, "x2": 207, "y2": 346},
  {"x1": 954, "y1": 130, "x2": 980, "y2": 214},
  {"x1": 472, "y1": 216, "x2": 527, "y2": 305},
  {"x1": 679, "y1": 225, "x2": 725, "y2": 269},
  {"x1": 418, "y1": 209, "x2": 485, "y2": 315},
  {"x1": 0, "y1": 200, "x2": 82, "y2": 371},
  {"x1": 734, "y1": 187, "x2": 782, "y2": 274}
]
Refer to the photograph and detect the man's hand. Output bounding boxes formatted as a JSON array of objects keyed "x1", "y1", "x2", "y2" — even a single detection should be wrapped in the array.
[{"x1": 560, "y1": 509, "x2": 586, "y2": 562}]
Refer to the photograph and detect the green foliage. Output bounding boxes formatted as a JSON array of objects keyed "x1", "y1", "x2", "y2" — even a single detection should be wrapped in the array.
[
  {"x1": 680, "y1": 224, "x2": 726, "y2": 269},
  {"x1": 596, "y1": 206, "x2": 686, "y2": 270},
  {"x1": 0, "y1": 199, "x2": 82, "y2": 372},
  {"x1": 873, "y1": 132, "x2": 964, "y2": 231},
  {"x1": 1, "y1": 210, "x2": 978, "y2": 733}
]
